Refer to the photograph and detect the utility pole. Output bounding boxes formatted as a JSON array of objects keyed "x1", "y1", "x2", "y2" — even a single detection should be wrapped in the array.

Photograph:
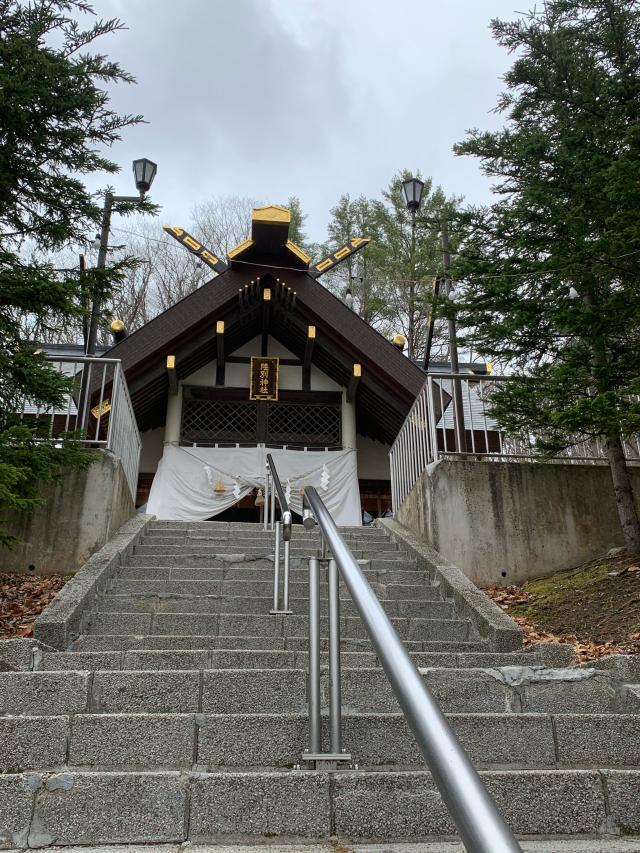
[
  {"x1": 408, "y1": 211, "x2": 417, "y2": 359},
  {"x1": 85, "y1": 158, "x2": 157, "y2": 356},
  {"x1": 86, "y1": 192, "x2": 114, "y2": 356},
  {"x1": 442, "y1": 220, "x2": 467, "y2": 454}
]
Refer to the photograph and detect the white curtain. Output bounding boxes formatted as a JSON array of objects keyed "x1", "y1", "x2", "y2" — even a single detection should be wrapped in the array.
[{"x1": 146, "y1": 444, "x2": 362, "y2": 526}]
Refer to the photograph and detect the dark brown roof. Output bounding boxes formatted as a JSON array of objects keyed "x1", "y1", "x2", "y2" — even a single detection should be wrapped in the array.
[{"x1": 105, "y1": 264, "x2": 425, "y2": 443}]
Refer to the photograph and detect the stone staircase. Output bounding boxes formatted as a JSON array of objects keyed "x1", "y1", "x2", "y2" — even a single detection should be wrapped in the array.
[{"x1": 1, "y1": 519, "x2": 640, "y2": 849}]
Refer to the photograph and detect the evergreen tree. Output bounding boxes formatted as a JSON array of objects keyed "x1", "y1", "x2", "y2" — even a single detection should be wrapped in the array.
[
  {"x1": 323, "y1": 173, "x2": 460, "y2": 356},
  {"x1": 374, "y1": 171, "x2": 460, "y2": 359},
  {"x1": 0, "y1": 0, "x2": 145, "y2": 543},
  {"x1": 325, "y1": 194, "x2": 387, "y2": 325},
  {"x1": 282, "y1": 195, "x2": 319, "y2": 260},
  {"x1": 454, "y1": 0, "x2": 640, "y2": 551}
]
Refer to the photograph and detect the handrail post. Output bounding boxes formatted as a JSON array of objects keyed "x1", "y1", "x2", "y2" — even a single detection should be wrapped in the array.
[
  {"x1": 263, "y1": 466, "x2": 269, "y2": 530},
  {"x1": 300, "y1": 514, "x2": 351, "y2": 771},
  {"x1": 270, "y1": 521, "x2": 281, "y2": 614},
  {"x1": 282, "y1": 538, "x2": 291, "y2": 612},
  {"x1": 307, "y1": 557, "x2": 322, "y2": 755},
  {"x1": 266, "y1": 455, "x2": 293, "y2": 614},
  {"x1": 269, "y1": 472, "x2": 275, "y2": 530},
  {"x1": 327, "y1": 557, "x2": 343, "y2": 754},
  {"x1": 427, "y1": 377, "x2": 439, "y2": 463}
]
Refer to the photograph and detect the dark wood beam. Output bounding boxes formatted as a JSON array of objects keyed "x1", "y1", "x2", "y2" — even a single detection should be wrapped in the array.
[
  {"x1": 347, "y1": 363, "x2": 361, "y2": 403},
  {"x1": 302, "y1": 324, "x2": 316, "y2": 391},
  {"x1": 166, "y1": 355, "x2": 177, "y2": 395},
  {"x1": 126, "y1": 295, "x2": 258, "y2": 398},
  {"x1": 227, "y1": 356, "x2": 301, "y2": 366},
  {"x1": 215, "y1": 320, "x2": 225, "y2": 385},
  {"x1": 261, "y1": 287, "x2": 271, "y2": 355}
]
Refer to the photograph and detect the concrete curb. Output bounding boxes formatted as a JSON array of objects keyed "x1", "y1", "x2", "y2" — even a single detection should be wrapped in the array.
[
  {"x1": 33, "y1": 515, "x2": 154, "y2": 650},
  {"x1": 0, "y1": 638, "x2": 57, "y2": 672},
  {"x1": 579, "y1": 653, "x2": 640, "y2": 682},
  {"x1": 377, "y1": 518, "x2": 524, "y2": 652}
]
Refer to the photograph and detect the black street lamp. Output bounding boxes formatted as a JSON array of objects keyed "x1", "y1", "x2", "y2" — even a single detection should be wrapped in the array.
[
  {"x1": 401, "y1": 177, "x2": 425, "y2": 224},
  {"x1": 86, "y1": 158, "x2": 158, "y2": 355},
  {"x1": 402, "y1": 175, "x2": 467, "y2": 453},
  {"x1": 132, "y1": 158, "x2": 158, "y2": 197}
]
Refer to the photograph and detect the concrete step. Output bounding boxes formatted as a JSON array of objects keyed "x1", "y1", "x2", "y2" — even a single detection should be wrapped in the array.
[
  {"x1": 0, "y1": 667, "x2": 633, "y2": 716},
  {"x1": 143, "y1": 535, "x2": 398, "y2": 550},
  {"x1": 144, "y1": 524, "x2": 393, "y2": 542},
  {"x1": 2, "y1": 841, "x2": 637, "y2": 852},
  {"x1": 107, "y1": 578, "x2": 444, "y2": 601},
  {"x1": 120, "y1": 560, "x2": 429, "y2": 585},
  {"x1": 93, "y1": 594, "x2": 456, "y2": 620},
  {"x1": 0, "y1": 768, "x2": 638, "y2": 842},
  {"x1": 132, "y1": 543, "x2": 407, "y2": 561},
  {"x1": 39, "y1": 648, "x2": 562, "y2": 673},
  {"x1": 148, "y1": 521, "x2": 384, "y2": 534},
  {"x1": 3, "y1": 711, "x2": 640, "y2": 773},
  {"x1": 82, "y1": 611, "x2": 473, "y2": 643},
  {"x1": 72, "y1": 634, "x2": 486, "y2": 654}
]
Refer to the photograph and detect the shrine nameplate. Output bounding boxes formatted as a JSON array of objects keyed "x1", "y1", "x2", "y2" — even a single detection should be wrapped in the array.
[{"x1": 250, "y1": 356, "x2": 279, "y2": 401}]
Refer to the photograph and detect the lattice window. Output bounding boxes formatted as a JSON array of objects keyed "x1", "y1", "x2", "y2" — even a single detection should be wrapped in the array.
[
  {"x1": 181, "y1": 398, "x2": 258, "y2": 444},
  {"x1": 267, "y1": 402, "x2": 341, "y2": 447}
]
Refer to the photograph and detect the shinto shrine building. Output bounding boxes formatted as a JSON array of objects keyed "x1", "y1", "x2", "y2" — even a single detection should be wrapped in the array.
[{"x1": 106, "y1": 205, "x2": 426, "y2": 525}]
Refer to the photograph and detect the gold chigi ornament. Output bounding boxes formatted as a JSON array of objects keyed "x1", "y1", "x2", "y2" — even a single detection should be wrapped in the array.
[{"x1": 214, "y1": 480, "x2": 226, "y2": 493}]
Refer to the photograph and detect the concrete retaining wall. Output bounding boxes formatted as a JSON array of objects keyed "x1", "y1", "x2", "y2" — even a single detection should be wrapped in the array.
[
  {"x1": 34, "y1": 514, "x2": 152, "y2": 649},
  {"x1": 0, "y1": 451, "x2": 135, "y2": 575},
  {"x1": 396, "y1": 459, "x2": 640, "y2": 587}
]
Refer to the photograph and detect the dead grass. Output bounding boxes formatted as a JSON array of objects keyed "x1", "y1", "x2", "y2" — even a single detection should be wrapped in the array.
[
  {"x1": 484, "y1": 552, "x2": 640, "y2": 663},
  {"x1": 0, "y1": 572, "x2": 69, "y2": 639}
]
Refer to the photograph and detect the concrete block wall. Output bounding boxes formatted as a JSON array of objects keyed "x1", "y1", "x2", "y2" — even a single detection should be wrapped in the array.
[{"x1": 396, "y1": 459, "x2": 640, "y2": 586}]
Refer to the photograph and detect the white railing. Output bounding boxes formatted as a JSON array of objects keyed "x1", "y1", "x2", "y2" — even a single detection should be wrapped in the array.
[
  {"x1": 390, "y1": 372, "x2": 640, "y2": 511},
  {"x1": 17, "y1": 356, "x2": 141, "y2": 500}
]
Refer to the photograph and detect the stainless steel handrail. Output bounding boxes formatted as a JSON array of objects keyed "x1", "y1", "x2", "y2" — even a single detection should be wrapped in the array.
[
  {"x1": 303, "y1": 486, "x2": 522, "y2": 853},
  {"x1": 266, "y1": 453, "x2": 291, "y2": 541},
  {"x1": 266, "y1": 453, "x2": 292, "y2": 614}
]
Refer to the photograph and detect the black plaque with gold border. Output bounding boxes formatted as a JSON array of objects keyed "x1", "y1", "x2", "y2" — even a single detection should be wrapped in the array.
[{"x1": 250, "y1": 356, "x2": 280, "y2": 401}]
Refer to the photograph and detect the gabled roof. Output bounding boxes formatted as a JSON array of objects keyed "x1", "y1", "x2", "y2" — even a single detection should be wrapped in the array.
[
  {"x1": 105, "y1": 263, "x2": 425, "y2": 443},
  {"x1": 226, "y1": 205, "x2": 311, "y2": 269},
  {"x1": 105, "y1": 205, "x2": 425, "y2": 443}
]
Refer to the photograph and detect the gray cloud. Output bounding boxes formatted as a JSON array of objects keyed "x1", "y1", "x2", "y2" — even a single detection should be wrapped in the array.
[{"x1": 85, "y1": 0, "x2": 522, "y2": 242}]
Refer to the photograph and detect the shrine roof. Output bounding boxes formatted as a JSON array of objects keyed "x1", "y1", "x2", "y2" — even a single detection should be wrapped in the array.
[{"x1": 104, "y1": 262, "x2": 425, "y2": 444}]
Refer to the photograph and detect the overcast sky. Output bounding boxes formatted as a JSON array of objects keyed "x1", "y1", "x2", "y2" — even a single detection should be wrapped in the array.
[{"x1": 86, "y1": 0, "x2": 522, "y2": 244}]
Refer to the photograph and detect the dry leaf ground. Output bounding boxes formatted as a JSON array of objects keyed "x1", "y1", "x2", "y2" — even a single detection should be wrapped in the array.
[
  {"x1": 484, "y1": 553, "x2": 640, "y2": 663},
  {"x1": 0, "y1": 572, "x2": 69, "y2": 639}
]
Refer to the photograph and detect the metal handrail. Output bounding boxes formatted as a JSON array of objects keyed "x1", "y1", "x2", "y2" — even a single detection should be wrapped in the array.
[
  {"x1": 266, "y1": 453, "x2": 292, "y2": 614},
  {"x1": 389, "y1": 371, "x2": 640, "y2": 512},
  {"x1": 303, "y1": 486, "x2": 522, "y2": 853},
  {"x1": 266, "y1": 453, "x2": 291, "y2": 541},
  {"x1": 16, "y1": 355, "x2": 141, "y2": 500}
]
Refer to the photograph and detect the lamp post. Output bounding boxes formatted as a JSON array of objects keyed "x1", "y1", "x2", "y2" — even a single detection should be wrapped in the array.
[
  {"x1": 85, "y1": 158, "x2": 157, "y2": 355},
  {"x1": 401, "y1": 178, "x2": 424, "y2": 359},
  {"x1": 402, "y1": 176, "x2": 467, "y2": 454}
]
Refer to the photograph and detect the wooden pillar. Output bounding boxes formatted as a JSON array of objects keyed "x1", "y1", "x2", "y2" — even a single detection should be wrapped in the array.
[
  {"x1": 165, "y1": 384, "x2": 183, "y2": 444},
  {"x1": 341, "y1": 389, "x2": 357, "y2": 450}
]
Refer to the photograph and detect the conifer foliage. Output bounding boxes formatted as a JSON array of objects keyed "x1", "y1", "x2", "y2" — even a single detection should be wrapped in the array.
[
  {"x1": 454, "y1": 0, "x2": 640, "y2": 551},
  {"x1": 0, "y1": 1, "x2": 143, "y2": 543}
]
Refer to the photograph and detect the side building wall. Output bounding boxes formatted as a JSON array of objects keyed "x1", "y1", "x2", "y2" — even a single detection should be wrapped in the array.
[{"x1": 396, "y1": 459, "x2": 640, "y2": 587}]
